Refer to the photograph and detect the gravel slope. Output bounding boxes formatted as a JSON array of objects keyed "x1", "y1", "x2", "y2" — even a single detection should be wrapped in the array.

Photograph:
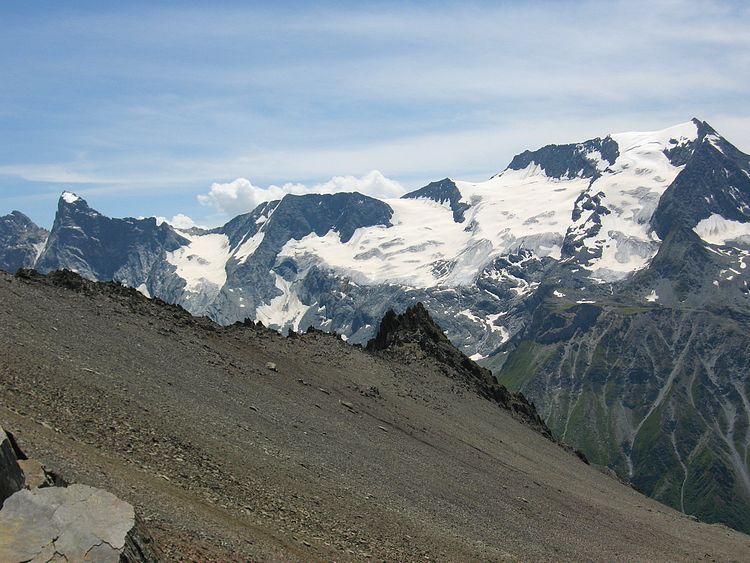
[{"x1": 0, "y1": 270, "x2": 748, "y2": 561}]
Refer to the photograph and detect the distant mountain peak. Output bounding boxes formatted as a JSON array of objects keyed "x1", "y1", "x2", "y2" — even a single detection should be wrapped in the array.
[
  {"x1": 0, "y1": 210, "x2": 48, "y2": 273},
  {"x1": 502, "y1": 135, "x2": 619, "y2": 180},
  {"x1": 401, "y1": 178, "x2": 469, "y2": 222}
]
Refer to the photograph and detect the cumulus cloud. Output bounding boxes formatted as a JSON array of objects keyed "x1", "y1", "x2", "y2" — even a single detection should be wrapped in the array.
[
  {"x1": 154, "y1": 213, "x2": 199, "y2": 229},
  {"x1": 197, "y1": 170, "x2": 405, "y2": 216}
]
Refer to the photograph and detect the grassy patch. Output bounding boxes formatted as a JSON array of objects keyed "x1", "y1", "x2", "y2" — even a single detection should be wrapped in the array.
[{"x1": 496, "y1": 340, "x2": 544, "y2": 391}]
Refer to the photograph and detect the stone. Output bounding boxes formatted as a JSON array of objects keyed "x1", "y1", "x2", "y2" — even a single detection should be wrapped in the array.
[
  {"x1": 18, "y1": 459, "x2": 51, "y2": 490},
  {"x1": 0, "y1": 484, "x2": 159, "y2": 562},
  {"x1": 0, "y1": 425, "x2": 25, "y2": 508}
]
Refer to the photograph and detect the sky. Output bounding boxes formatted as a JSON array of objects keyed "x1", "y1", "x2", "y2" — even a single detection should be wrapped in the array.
[{"x1": 1, "y1": 0, "x2": 749, "y2": 228}]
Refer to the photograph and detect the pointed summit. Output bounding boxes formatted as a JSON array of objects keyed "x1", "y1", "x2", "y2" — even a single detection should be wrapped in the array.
[
  {"x1": 401, "y1": 178, "x2": 469, "y2": 223},
  {"x1": 61, "y1": 191, "x2": 82, "y2": 204}
]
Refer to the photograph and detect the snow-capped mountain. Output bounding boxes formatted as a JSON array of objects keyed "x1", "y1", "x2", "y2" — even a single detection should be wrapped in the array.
[
  {"x1": 10, "y1": 119, "x2": 749, "y2": 353},
  {"x1": 31, "y1": 120, "x2": 743, "y2": 345},
  {"x1": 5, "y1": 117, "x2": 750, "y2": 533}
]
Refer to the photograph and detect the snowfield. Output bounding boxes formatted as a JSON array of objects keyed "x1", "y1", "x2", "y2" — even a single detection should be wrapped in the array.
[{"x1": 162, "y1": 121, "x2": 713, "y2": 327}]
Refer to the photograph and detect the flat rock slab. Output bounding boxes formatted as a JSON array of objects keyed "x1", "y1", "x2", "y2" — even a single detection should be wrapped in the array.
[{"x1": 0, "y1": 484, "x2": 135, "y2": 563}]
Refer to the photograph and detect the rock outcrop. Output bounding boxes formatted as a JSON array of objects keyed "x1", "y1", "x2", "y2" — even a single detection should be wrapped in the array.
[
  {"x1": 367, "y1": 303, "x2": 554, "y2": 439},
  {"x1": 0, "y1": 426, "x2": 159, "y2": 562},
  {"x1": 0, "y1": 426, "x2": 25, "y2": 507}
]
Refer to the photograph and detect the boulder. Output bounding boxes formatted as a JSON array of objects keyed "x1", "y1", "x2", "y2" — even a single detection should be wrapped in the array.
[
  {"x1": 0, "y1": 484, "x2": 159, "y2": 562},
  {"x1": 17, "y1": 459, "x2": 53, "y2": 490}
]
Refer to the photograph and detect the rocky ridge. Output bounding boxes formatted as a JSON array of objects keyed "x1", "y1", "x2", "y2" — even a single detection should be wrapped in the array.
[{"x1": 367, "y1": 303, "x2": 554, "y2": 440}]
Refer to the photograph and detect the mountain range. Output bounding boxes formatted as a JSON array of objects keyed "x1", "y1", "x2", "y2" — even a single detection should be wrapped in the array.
[{"x1": 2, "y1": 118, "x2": 750, "y2": 534}]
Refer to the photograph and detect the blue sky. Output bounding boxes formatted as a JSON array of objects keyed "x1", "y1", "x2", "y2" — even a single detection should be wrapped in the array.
[{"x1": 2, "y1": 0, "x2": 749, "y2": 227}]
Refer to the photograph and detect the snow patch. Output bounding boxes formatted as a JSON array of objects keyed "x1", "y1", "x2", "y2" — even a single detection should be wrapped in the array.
[
  {"x1": 136, "y1": 283, "x2": 151, "y2": 298},
  {"x1": 33, "y1": 237, "x2": 48, "y2": 264},
  {"x1": 234, "y1": 232, "x2": 265, "y2": 264},
  {"x1": 255, "y1": 274, "x2": 310, "y2": 331},
  {"x1": 694, "y1": 214, "x2": 750, "y2": 246},
  {"x1": 61, "y1": 191, "x2": 80, "y2": 204},
  {"x1": 705, "y1": 134, "x2": 725, "y2": 155},
  {"x1": 167, "y1": 233, "x2": 231, "y2": 294},
  {"x1": 279, "y1": 198, "x2": 472, "y2": 287},
  {"x1": 645, "y1": 290, "x2": 659, "y2": 302}
]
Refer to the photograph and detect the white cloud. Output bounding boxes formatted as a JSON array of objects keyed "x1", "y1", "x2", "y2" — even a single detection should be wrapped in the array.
[
  {"x1": 154, "y1": 213, "x2": 199, "y2": 229},
  {"x1": 197, "y1": 170, "x2": 405, "y2": 216}
]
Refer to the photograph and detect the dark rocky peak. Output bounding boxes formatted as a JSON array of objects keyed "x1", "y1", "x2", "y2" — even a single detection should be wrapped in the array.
[
  {"x1": 265, "y1": 192, "x2": 393, "y2": 244},
  {"x1": 233, "y1": 192, "x2": 393, "y2": 276},
  {"x1": 0, "y1": 211, "x2": 49, "y2": 272},
  {"x1": 651, "y1": 122, "x2": 750, "y2": 239},
  {"x1": 693, "y1": 118, "x2": 750, "y2": 165},
  {"x1": 401, "y1": 178, "x2": 470, "y2": 223},
  {"x1": 37, "y1": 192, "x2": 188, "y2": 281},
  {"x1": 367, "y1": 303, "x2": 553, "y2": 439},
  {"x1": 663, "y1": 119, "x2": 725, "y2": 166},
  {"x1": 58, "y1": 190, "x2": 90, "y2": 210},
  {"x1": 367, "y1": 302, "x2": 448, "y2": 353},
  {"x1": 504, "y1": 136, "x2": 619, "y2": 180},
  {"x1": 0, "y1": 210, "x2": 44, "y2": 231}
]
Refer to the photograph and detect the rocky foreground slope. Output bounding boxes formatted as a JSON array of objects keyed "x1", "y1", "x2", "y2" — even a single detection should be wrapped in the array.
[{"x1": 0, "y1": 270, "x2": 749, "y2": 561}]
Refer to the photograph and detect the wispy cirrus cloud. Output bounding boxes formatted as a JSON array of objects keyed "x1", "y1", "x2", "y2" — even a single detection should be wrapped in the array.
[{"x1": 1, "y1": 0, "x2": 749, "y2": 227}]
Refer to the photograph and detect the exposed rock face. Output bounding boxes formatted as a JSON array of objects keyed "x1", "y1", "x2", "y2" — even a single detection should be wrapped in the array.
[
  {"x1": 651, "y1": 120, "x2": 750, "y2": 238},
  {"x1": 0, "y1": 426, "x2": 25, "y2": 507},
  {"x1": 35, "y1": 192, "x2": 189, "y2": 306},
  {"x1": 402, "y1": 178, "x2": 470, "y2": 222},
  {"x1": 506, "y1": 135, "x2": 619, "y2": 179},
  {"x1": 0, "y1": 211, "x2": 48, "y2": 273},
  {"x1": 367, "y1": 303, "x2": 553, "y2": 439}
]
